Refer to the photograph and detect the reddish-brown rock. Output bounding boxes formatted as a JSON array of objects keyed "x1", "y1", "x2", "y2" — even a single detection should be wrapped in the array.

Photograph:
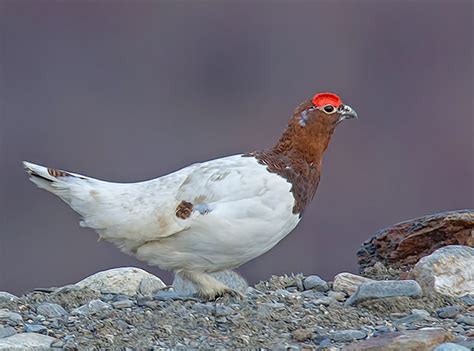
[{"x1": 357, "y1": 210, "x2": 474, "y2": 271}]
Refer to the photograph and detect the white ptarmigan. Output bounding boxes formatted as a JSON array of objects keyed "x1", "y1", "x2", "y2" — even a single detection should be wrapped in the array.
[{"x1": 23, "y1": 92, "x2": 357, "y2": 300}]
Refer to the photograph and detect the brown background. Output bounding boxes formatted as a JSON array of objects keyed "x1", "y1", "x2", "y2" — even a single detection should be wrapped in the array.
[{"x1": 1, "y1": 1, "x2": 472, "y2": 295}]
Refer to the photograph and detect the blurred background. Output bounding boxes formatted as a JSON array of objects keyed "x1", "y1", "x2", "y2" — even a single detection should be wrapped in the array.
[{"x1": 1, "y1": 1, "x2": 472, "y2": 295}]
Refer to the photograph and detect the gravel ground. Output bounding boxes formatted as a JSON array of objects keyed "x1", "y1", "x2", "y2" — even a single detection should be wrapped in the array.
[{"x1": 1, "y1": 273, "x2": 473, "y2": 349}]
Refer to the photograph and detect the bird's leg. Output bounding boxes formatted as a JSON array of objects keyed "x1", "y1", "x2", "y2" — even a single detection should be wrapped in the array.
[{"x1": 178, "y1": 271, "x2": 244, "y2": 301}]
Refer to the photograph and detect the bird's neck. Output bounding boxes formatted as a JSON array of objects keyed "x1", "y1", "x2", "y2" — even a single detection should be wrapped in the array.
[
  {"x1": 271, "y1": 120, "x2": 335, "y2": 167},
  {"x1": 243, "y1": 121, "x2": 335, "y2": 216}
]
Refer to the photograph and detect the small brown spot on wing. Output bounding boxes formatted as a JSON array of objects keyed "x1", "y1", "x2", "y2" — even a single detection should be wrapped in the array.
[
  {"x1": 47, "y1": 168, "x2": 71, "y2": 178},
  {"x1": 176, "y1": 200, "x2": 193, "y2": 219}
]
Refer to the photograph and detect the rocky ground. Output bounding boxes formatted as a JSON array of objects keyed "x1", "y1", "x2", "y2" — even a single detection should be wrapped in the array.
[
  {"x1": 1, "y1": 211, "x2": 472, "y2": 350},
  {"x1": 0, "y1": 266, "x2": 473, "y2": 350}
]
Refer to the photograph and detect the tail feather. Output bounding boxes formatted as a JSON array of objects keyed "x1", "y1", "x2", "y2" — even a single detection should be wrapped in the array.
[
  {"x1": 23, "y1": 160, "x2": 94, "y2": 203},
  {"x1": 23, "y1": 161, "x2": 130, "y2": 234}
]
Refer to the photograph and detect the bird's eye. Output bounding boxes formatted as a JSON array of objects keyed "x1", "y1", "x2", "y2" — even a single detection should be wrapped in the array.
[{"x1": 323, "y1": 105, "x2": 335, "y2": 113}]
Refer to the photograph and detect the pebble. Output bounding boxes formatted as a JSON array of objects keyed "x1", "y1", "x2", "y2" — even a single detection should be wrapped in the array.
[
  {"x1": 303, "y1": 276, "x2": 329, "y2": 292},
  {"x1": 318, "y1": 338, "x2": 331, "y2": 348},
  {"x1": 36, "y1": 302, "x2": 67, "y2": 318},
  {"x1": 460, "y1": 295, "x2": 474, "y2": 306},
  {"x1": 332, "y1": 273, "x2": 374, "y2": 295},
  {"x1": 112, "y1": 299, "x2": 134, "y2": 309},
  {"x1": 24, "y1": 324, "x2": 47, "y2": 334},
  {"x1": 313, "y1": 296, "x2": 336, "y2": 306},
  {"x1": 0, "y1": 326, "x2": 16, "y2": 339},
  {"x1": 456, "y1": 315, "x2": 474, "y2": 326},
  {"x1": 436, "y1": 306, "x2": 461, "y2": 319},
  {"x1": 0, "y1": 309, "x2": 23, "y2": 324},
  {"x1": 345, "y1": 280, "x2": 422, "y2": 306},
  {"x1": 75, "y1": 299, "x2": 111, "y2": 315},
  {"x1": 393, "y1": 313, "x2": 426, "y2": 325},
  {"x1": 331, "y1": 329, "x2": 367, "y2": 342}
]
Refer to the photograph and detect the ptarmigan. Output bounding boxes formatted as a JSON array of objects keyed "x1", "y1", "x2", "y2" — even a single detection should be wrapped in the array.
[{"x1": 23, "y1": 92, "x2": 357, "y2": 300}]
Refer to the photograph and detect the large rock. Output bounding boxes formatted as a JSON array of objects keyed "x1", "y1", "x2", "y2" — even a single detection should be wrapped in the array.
[
  {"x1": 343, "y1": 328, "x2": 454, "y2": 351},
  {"x1": 36, "y1": 302, "x2": 67, "y2": 318},
  {"x1": 345, "y1": 280, "x2": 422, "y2": 306},
  {"x1": 75, "y1": 267, "x2": 166, "y2": 296},
  {"x1": 333, "y1": 273, "x2": 375, "y2": 295},
  {"x1": 357, "y1": 210, "x2": 474, "y2": 270},
  {"x1": 409, "y1": 245, "x2": 474, "y2": 297},
  {"x1": 0, "y1": 309, "x2": 22, "y2": 324},
  {"x1": 0, "y1": 333, "x2": 57, "y2": 349},
  {"x1": 0, "y1": 292, "x2": 18, "y2": 304}
]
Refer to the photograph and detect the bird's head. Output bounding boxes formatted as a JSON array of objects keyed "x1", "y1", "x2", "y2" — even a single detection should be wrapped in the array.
[
  {"x1": 275, "y1": 92, "x2": 357, "y2": 162},
  {"x1": 293, "y1": 92, "x2": 358, "y2": 129}
]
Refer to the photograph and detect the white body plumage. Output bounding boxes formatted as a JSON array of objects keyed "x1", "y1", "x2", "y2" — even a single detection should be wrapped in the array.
[{"x1": 24, "y1": 155, "x2": 300, "y2": 275}]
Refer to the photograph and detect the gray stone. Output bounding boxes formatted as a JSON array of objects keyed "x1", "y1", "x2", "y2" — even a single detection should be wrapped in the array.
[
  {"x1": 436, "y1": 306, "x2": 461, "y2": 319},
  {"x1": 0, "y1": 333, "x2": 57, "y2": 349},
  {"x1": 319, "y1": 338, "x2": 331, "y2": 348},
  {"x1": 0, "y1": 326, "x2": 16, "y2": 339},
  {"x1": 0, "y1": 309, "x2": 23, "y2": 324},
  {"x1": 36, "y1": 302, "x2": 67, "y2": 318},
  {"x1": 433, "y1": 343, "x2": 471, "y2": 351},
  {"x1": 331, "y1": 329, "x2": 367, "y2": 342},
  {"x1": 346, "y1": 280, "x2": 422, "y2": 306},
  {"x1": 112, "y1": 299, "x2": 134, "y2": 309},
  {"x1": 393, "y1": 313, "x2": 425, "y2": 325},
  {"x1": 456, "y1": 315, "x2": 474, "y2": 326},
  {"x1": 303, "y1": 275, "x2": 329, "y2": 292},
  {"x1": 75, "y1": 267, "x2": 166, "y2": 296},
  {"x1": 71, "y1": 299, "x2": 111, "y2": 315},
  {"x1": 0, "y1": 292, "x2": 18, "y2": 304},
  {"x1": 313, "y1": 296, "x2": 336, "y2": 306},
  {"x1": 460, "y1": 294, "x2": 474, "y2": 306},
  {"x1": 24, "y1": 324, "x2": 47, "y2": 333},
  {"x1": 410, "y1": 245, "x2": 474, "y2": 297},
  {"x1": 333, "y1": 272, "x2": 375, "y2": 295}
]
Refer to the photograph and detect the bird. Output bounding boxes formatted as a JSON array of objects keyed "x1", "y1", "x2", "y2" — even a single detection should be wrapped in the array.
[{"x1": 23, "y1": 92, "x2": 357, "y2": 300}]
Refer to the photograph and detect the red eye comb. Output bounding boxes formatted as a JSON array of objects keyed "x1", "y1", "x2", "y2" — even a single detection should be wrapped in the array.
[{"x1": 312, "y1": 93, "x2": 342, "y2": 107}]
